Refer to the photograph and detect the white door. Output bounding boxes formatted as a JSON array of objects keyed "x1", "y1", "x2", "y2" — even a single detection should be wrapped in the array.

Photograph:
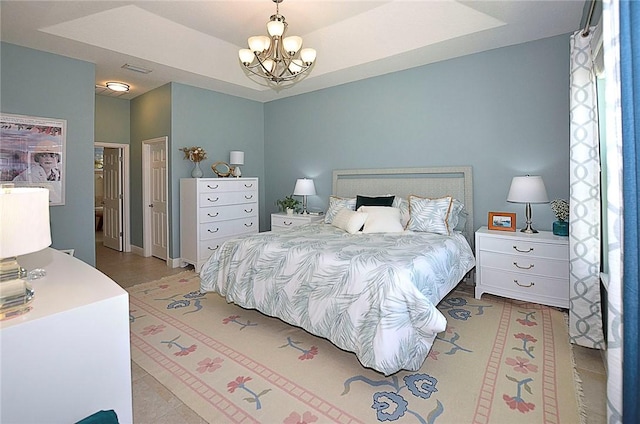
[
  {"x1": 144, "y1": 139, "x2": 168, "y2": 261},
  {"x1": 103, "y1": 147, "x2": 122, "y2": 251}
]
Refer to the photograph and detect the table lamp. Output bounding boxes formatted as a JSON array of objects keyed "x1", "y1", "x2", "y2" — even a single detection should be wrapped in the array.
[
  {"x1": 230, "y1": 151, "x2": 244, "y2": 178},
  {"x1": 293, "y1": 178, "x2": 316, "y2": 215},
  {"x1": 507, "y1": 175, "x2": 549, "y2": 233},
  {"x1": 0, "y1": 186, "x2": 51, "y2": 319}
]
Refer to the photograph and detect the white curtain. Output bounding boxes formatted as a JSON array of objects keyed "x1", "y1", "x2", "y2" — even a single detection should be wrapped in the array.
[
  {"x1": 602, "y1": 0, "x2": 623, "y2": 421},
  {"x1": 568, "y1": 29, "x2": 605, "y2": 348}
]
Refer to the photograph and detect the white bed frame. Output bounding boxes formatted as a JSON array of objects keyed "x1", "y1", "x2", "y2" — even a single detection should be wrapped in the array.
[{"x1": 332, "y1": 166, "x2": 474, "y2": 248}]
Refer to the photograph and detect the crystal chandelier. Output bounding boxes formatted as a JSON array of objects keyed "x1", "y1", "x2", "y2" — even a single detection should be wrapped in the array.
[{"x1": 238, "y1": 0, "x2": 316, "y2": 85}]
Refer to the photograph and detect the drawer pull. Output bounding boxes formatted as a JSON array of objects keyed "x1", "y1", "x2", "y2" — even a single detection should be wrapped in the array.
[
  {"x1": 284, "y1": 221, "x2": 293, "y2": 226},
  {"x1": 207, "y1": 245, "x2": 220, "y2": 251},
  {"x1": 244, "y1": 208, "x2": 253, "y2": 213},
  {"x1": 245, "y1": 222, "x2": 253, "y2": 227},
  {"x1": 244, "y1": 183, "x2": 253, "y2": 188},
  {"x1": 514, "y1": 279, "x2": 535, "y2": 288},
  {"x1": 513, "y1": 262, "x2": 534, "y2": 270},
  {"x1": 207, "y1": 212, "x2": 219, "y2": 217},
  {"x1": 208, "y1": 228, "x2": 219, "y2": 233},
  {"x1": 206, "y1": 184, "x2": 219, "y2": 189},
  {"x1": 244, "y1": 195, "x2": 254, "y2": 200},
  {"x1": 513, "y1": 245, "x2": 533, "y2": 253},
  {"x1": 207, "y1": 197, "x2": 219, "y2": 203}
]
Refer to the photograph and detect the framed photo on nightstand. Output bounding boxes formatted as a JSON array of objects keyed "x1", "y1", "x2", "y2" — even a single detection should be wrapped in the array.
[{"x1": 488, "y1": 212, "x2": 516, "y2": 231}]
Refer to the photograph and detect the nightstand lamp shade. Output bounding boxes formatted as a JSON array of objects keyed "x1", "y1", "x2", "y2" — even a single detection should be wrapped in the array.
[
  {"x1": 230, "y1": 151, "x2": 244, "y2": 177},
  {"x1": 293, "y1": 178, "x2": 316, "y2": 214},
  {"x1": 507, "y1": 175, "x2": 549, "y2": 234}
]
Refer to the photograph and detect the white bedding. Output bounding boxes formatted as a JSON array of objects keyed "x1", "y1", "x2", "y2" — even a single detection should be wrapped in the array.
[{"x1": 200, "y1": 222, "x2": 475, "y2": 375}]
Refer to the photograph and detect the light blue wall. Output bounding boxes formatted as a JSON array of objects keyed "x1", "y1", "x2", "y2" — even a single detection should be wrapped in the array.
[
  {"x1": 95, "y1": 96, "x2": 130, "y2": 143},
  {"x1": 130, "y1": 84, "x2": 172, "y2": 249},
  {"x1": 264, "y1": 34, "x2": 571, "y2": 232},
  {"x1": 1, "y1": 42, "x2": 96, "y2": 265}
]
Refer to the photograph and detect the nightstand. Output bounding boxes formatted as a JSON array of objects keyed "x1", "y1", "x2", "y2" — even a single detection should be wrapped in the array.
[
  {"x1": 474, "y1": 226, "x2": 569, "y2": 308},
  {"x1": 271, "y1": 212, "x2": 324, "y2": 231}
]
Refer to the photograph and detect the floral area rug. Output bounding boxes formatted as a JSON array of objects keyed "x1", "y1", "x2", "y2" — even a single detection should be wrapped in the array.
[{"x1": 128, "y1": 271, "x2": 583, "y2": 424}]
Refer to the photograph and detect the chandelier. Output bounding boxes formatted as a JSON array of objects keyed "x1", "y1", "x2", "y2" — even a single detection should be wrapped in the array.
[{"x1": 238, "y1": 0, "x2": 316, "y2": 85}]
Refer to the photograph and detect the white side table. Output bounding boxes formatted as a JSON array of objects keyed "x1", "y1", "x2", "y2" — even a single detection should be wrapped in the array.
[
  {"x1": 0, "y1": 248, "x2": 133, "y2": 423},
  {"x1": 474, "y1": 226, "x2": 569, "y2": 308},
  {"x1": 271, "y1": 212, "x2": 324, "y2": 231}
]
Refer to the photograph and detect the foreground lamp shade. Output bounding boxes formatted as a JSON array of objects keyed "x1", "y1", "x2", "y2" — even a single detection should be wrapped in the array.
[
  {"x1": 0, "y1": 187, "x2": 51, "y2": 259},
  {"x1": 230, "y1": 151, "x2": 245, "y2": 177},
  {"x1": 507, "y1": 175, "x2": 549, "y2": 233},
  {"x1": 293, "y1": 178, "x2": 316, "y2": 214}
]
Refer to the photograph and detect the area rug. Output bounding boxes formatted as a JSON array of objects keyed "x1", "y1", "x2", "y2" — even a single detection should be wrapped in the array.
[{"x1": 128, "y1": 271, "x2": 584, "y2": 424}]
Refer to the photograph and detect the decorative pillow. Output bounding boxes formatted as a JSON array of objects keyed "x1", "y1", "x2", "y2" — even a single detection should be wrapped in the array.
[
  {"x1": 407, "y1": 195, "x2": 454, "y2": 235},
  {"x1": 331, "y1": 209, "x2": 368, "y2": 234},
  {"x1": 392, "y1": 197, "x2": 410, "y2": 228},
  {"x1": 448, "y1": 199, "x2": 465, "y2": 232},
  {"x1": 359, "y1": 206, "x2": 404, "y2": 233},
  {"x1": 355, "y1": 195, "x2": 395, "y2": 210},
  {"x1": 324, "y1": 196, "x2": 357, "y2": 224}
]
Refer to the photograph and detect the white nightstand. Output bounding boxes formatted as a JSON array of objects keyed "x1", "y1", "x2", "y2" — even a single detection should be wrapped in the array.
[
  {"x1": 271, "y1": 212, "x2": 324, "y2": 231},
  {"x1": 474, "y1": 226, "x2": 569, "y2": 308}
]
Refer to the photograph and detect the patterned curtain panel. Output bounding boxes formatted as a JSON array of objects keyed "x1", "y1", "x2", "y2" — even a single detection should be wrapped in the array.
[
  {"x1": 602, "y1": 0, "x2": 623, "y2": 421},
  {"x1": 568, "y1": 30, "x2": 605, "y2": 348}
]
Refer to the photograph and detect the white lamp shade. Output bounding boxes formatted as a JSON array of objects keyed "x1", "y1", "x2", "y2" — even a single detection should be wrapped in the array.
[
  {"x1": 248, "y1": 36, "x2": 270, "y2": 52},
  {"x1": 238, "y1": 49, "x2": 255, "y2": 65},
  {"x1": 267, "y1": 20, "x2": 285, "y2": 37},
  {"x1": 507, "y1": 176, "x2": 549, "y2": 204},
  {"x1": 0, "y1": 187, "x2": 51, "y2": 258},
  {"x1": 293, "y1": 178, "x2": 316, "y2": 196},
  {"x1": 288, "y1": 59, "x2": 303, "y2": 74},
  {"x1": 300, "y1": 48, "x2": 316, "y2": 64},
  {"x1": 283, "y1": 36, "x2": 302, "y2": 54},
  {"x1": 230, "y1": 151, "x2": 245, "y2": 165}
]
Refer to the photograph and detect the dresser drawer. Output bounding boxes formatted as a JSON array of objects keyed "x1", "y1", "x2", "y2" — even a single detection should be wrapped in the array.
[
  {"x1": 199, "y1": 191, "x2": 257, "y2": 207},
  {"x1": 198, "y1": 179, "x2": 257, "y2": 193},
  {"x1": 479, "y1": 251, "x2": 568, "y2": 279},
  {"x1": 478, "y1": 267, "x2": 569, "y2": 308},
  {"x1": 478, "y1": 237, "x2": 568, "y2": 260},
  {"x1": 200, "y1": 217, "x2": 257, "y2": 240},
  {"x1": 199, "y1": 204, "x2": 257, "y2": 223},
  {"x1": 198, "y1": 234, "x2": 252, "y2": 261}
]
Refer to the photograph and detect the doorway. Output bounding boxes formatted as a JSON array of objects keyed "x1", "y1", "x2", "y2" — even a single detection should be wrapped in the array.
[
  {"x1": 94, "y1": 142, "x2": 130, "y2": 253},
  {"x1": 142, "y1": 137, "x2": 169, "y2": 263}
]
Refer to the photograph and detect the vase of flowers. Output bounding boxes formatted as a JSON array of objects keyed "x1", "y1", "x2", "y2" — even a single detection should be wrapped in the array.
[
  {"x1": 550, "y1": 199, "x2": 569, "y2": 236},
  {"x1": 180, "y1": 146, "x2": 207, "y2": 178}
]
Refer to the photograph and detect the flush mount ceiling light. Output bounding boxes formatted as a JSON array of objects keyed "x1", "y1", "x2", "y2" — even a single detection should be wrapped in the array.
[
  {"x1": 238, "y1": 0, "x2": 316, "y2": 85},
  {"x1": 105, "y1": 82, "x2": 130, "y2": 92}
]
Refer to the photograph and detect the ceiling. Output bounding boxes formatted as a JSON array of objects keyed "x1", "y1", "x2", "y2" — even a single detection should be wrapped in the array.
[{"x1": 0, "y1": 1, "x2": 587, "y2": 103}]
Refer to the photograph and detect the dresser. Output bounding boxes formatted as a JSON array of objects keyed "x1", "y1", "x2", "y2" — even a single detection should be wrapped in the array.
[
  {"x1": 180, "y1": 178, "x2": 259, "y2": 272},
  {"x1": 475, "y1": 226, "x2": 569, "y2": 308},
  {"x1": 271, "y1": 212, "x2": 324, "y2": 231},
  {"x1": 0, "y1": 248, "x2": 132, "y2": 423}
]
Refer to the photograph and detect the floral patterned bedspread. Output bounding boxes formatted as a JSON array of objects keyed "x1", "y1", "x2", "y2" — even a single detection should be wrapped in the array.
[{"x1": 199, "y1": 223, "x2": 475, "y2": 375}]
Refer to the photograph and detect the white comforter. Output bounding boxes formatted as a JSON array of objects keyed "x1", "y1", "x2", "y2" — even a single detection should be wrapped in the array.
[{"x1": 199, "y1": 223, "x2": 475, "y2": 375}]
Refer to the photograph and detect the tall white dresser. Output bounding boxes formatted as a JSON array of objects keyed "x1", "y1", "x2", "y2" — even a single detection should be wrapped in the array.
[{"x1": 180, "y1": 178, "x2": 259, "y2": 272}]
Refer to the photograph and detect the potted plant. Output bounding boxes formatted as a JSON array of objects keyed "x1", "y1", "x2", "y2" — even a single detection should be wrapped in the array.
[
  {"x1": 276, "y1": 195, "x2": 300, "y2": 215},
  {"x1": 550, "y1": 199, "x2": 569, "y2": 236}
]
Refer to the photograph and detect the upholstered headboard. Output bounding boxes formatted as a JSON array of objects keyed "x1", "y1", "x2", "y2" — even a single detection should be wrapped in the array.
[{"x1": 332, "y1": 166, "x2": 474, "y2": 247}]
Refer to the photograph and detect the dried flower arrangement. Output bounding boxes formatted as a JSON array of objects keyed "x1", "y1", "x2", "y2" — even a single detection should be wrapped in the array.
[
  {"x1": 550, "y1": 199, "x2": 569, "y2": 222},
  {"x1": 180, "y1": 146, "x2": 207, "y2": 163}
]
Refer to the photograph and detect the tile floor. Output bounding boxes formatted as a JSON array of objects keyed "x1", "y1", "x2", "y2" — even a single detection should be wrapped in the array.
[{"x1": 95, "y1": 235, "x2": 607, "y2": 424}]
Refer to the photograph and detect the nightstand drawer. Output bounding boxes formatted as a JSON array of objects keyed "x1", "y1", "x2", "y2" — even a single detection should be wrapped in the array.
[
  {"x1": 479, "y1": 251, "x2": 569, "y2": 279},
  {"x1": 478, "y1": 267, "x2": 569, "y2": 308},
  {"x1": 479, "y1": 237, "x2": 568, "y2": 260},
  {"x1": 272, "y1": 215, "x2": 308, "y2": 228}
]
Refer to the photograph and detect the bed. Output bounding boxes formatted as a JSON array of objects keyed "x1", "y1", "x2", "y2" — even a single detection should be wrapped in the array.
[{"x1": 199, "y1": 167, "x2": 476, "y2": 375}]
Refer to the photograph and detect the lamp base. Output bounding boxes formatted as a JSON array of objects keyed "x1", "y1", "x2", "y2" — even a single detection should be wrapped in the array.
[
  {"x1": 520, "y1": 227, "x2": 539, "y2": 234},
  {"x1": 520, "y1": 203, "x2": 538, "y2": 234},
  {"x1": 1, "y1": 278, "x2": 35, "y2": 321}
]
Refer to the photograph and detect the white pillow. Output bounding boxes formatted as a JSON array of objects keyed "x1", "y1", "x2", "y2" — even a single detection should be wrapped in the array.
[
  {"x1": 325, "y1": 196, "x2": 357, "y2": 224},
  {"x1": 392, "y1": 197, "x2": 410, "y2": 228},
  {"x1": 359, "y1": 206, "x2": 404, "y2": 233},
  {"x1": 331, "y1": 208, "x2": 368, "y2": 234},
  {"x1": 407, "y1": 196, "x2": 453, "y2": 235}
]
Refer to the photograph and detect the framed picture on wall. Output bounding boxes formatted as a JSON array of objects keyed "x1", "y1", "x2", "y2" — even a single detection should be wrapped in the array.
[
  {"x1": 0, "y1": 112, "x2": 66, "y2": 205},
  {"x1": 488, "y1": 211, "x2": 516, "y2": 231}
]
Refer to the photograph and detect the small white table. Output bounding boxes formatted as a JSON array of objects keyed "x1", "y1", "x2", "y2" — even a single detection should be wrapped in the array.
[
  {"x1": 271, "y1": 212, "x2": 324, "y2": 231},
  {"x1": 0, "y1": 248, "x2": 133, "y2": 423},
  {"x1": 474, "y1": 226, "x2": 569, "y2": 308}
]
